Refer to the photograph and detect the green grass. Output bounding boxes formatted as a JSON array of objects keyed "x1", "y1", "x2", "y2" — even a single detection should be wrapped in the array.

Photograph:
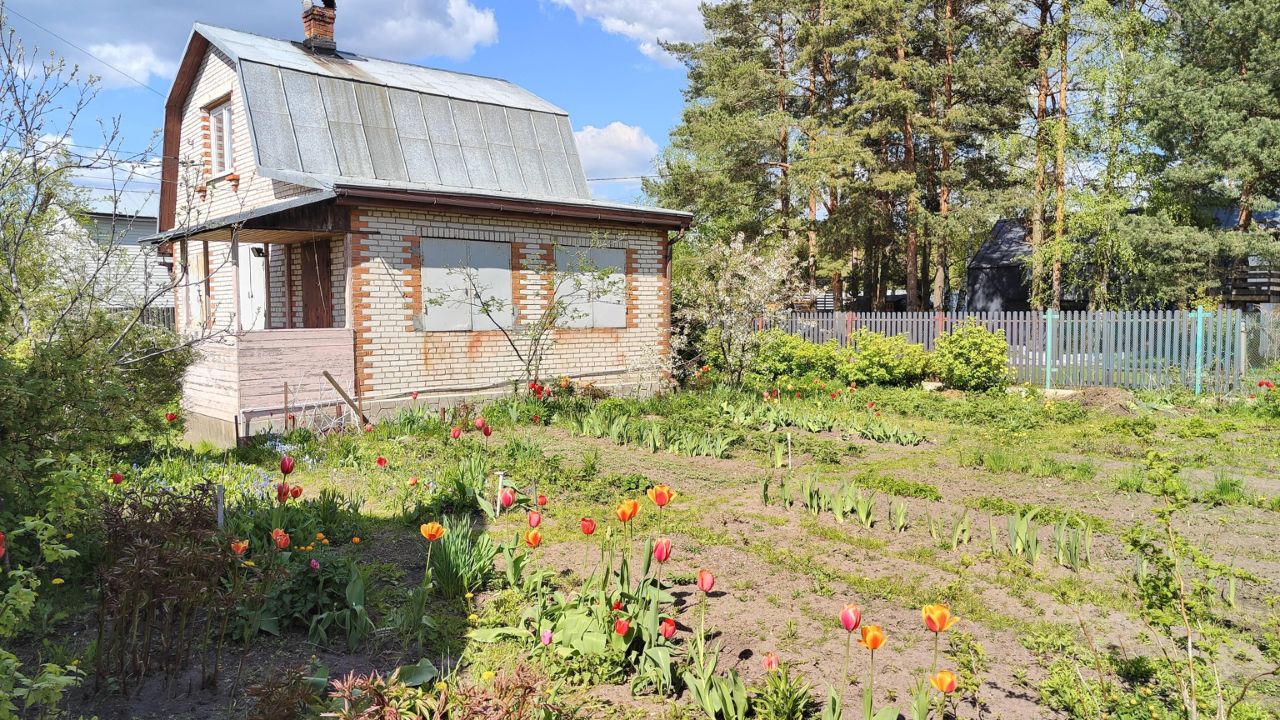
[{"x1": 959, "y1": 448, "x2": 1098, "y2": 483}]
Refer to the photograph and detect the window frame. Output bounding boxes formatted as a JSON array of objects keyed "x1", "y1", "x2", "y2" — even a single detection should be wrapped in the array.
[
  {"x1": 419, "y1": 238, "x2": 514, "y2": 332},
  {"x1": 553, "y1": 246, "x2": 627, "y2": 329},
  {"x1": 208, "y1": 100, "x2": 234, "y2": 177}
]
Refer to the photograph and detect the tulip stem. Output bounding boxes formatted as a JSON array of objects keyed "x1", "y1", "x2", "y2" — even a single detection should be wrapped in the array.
[
  {"x1": 844, "y1": 633, "x2": 851, "y2": 682},
  {"x1": 869, "y1": 650, "x2": 876, "y2": 707},
  {"x1": 932, "y1": 632, "x2": 939, "y2": 673}
]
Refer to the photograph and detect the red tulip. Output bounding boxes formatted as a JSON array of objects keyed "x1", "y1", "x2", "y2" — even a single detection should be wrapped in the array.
[
  {"x1": 830, "y1": 392, "x2": 837, "y2": 399},
  {"x1": 536, "y1": 494, "x2": 547, "y2": 507},
  {"x1": 867, "y1": 401, "x2": 875, "y2": 409},
  {"x1": 580, "y1": 517, "x2": 596, "y2": 535},
  {"x1": 532, "y1": 415, "x2": 540, "y2": 424},
  {"x1": 614, "y1": 618, "x2": 630, "y2": 635},
  {"x1": 0, "y1": 531, "x2": 6, "y2": 560},
  {"x1": 612, "y1": 600, "x2": 624, "y2": 612},
  {"x1": 290, "y1": 485, "x2": 303, "y2": 499},
  {"x1": 762, "y1": 653, "x2": 780, "y2": 672},
  {"x1": 696, "y1": 569, "x2": 715, "y2": 593},
  {"x1": 840, "y1": 604, "x2": 863, "y2": 633},
  {"x1": 527, "y1": 510, "x2": 542, "y2": 529},
  {"x1": 276, "y1": 482, "x2": 290, "y2": 504},
  {"x1": 474, "y1": 416, "x2": 486, "y2": 430},
  {"x1": 411, "y1": 390, "x2": 419, "y2": 399},
  {"x1": 364, "y1": 423, "x2": 373, "y2": 433},
  {"x1": 653, "y1": 537, "x2": 672, "y2": 563},
  {"x1": 376, "y1": 456, "x2": 388, "y2": 468},
  {"x1": 271, "y1": 528, "x2": 290, "y2": 550},
  {"x1": 794, "y1": 391, "x2": 801, "y2": 398},
  {"x1": 482, "y1": 425, "x2": 492, "y2": 437},
  {"x1": 499, "y1": 487, "x2": 516, "y2": 508},
  {"x1": 109, "y1": 472, "x2": 124, "y2": 485},
  {"x1": 164, "y1": 412, "x2": 177, "y2": 423},
  {"x1": 279, "y1": 456, "x2": 295, "y2": 476},
  {"x1": 230, "y1": 539, "x2": 249, "y2": 556},
  {"x1": 660, "y1": 617, "x2": 676, "y2": 639},
  {"x1": 874, "y1": 412, "x2": 881, "y2": 417},
  {"x1": 450, "y1": 427, "x2": 462, "y2": 440}
]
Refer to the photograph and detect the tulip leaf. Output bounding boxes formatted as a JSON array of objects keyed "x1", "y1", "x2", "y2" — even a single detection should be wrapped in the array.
[
  {"x1": 396, "y1": 657, "x2": 439, "y2": 687},
  {"x1": 467, "y1": 627, "x2": 527, "y2": 643}
]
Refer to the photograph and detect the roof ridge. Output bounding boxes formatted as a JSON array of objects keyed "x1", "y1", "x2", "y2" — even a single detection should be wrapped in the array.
[{"x1": 191, "y1": 21, "x2": 520, "y2": 90}]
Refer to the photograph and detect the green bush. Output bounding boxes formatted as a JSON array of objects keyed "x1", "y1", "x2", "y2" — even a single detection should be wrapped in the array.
[
  {"x1": 931, "y1": 321, "x2": 1011, "y2": 391},
  {"x1": 750, "y1": 329, "x2": 852, "y2": 383},
  {"x1": 846, "y1": 330, "x2": 930, "y2": 387}
]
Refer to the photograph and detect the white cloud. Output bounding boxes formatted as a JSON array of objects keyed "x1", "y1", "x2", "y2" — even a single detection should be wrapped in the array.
[
  {"x1": 574, "y1": 122, "x2": 658, "y2": 199},
  {"x1": 343, "y1": 0, "x2": 498, "y2": 61},
  {"x1": 548, "y1": 0, "x2": 705, "y2": 65},
  {"x1": 7, "y1": 0, "x2": 500, "y2": 86},
  {"x1": 86, "y1": 42, "x2": 178, "y2": 89}
]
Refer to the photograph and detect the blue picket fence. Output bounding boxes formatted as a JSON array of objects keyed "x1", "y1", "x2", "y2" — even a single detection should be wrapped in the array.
[{"x1": 764, "y1": 309, "x2": 1245, "y2": 393}]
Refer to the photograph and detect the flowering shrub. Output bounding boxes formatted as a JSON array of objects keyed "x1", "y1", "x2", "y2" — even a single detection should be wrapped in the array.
[
  {"x1": 749, "y1": 329, "x2": 854, "y2": 385},
  {"x1": 931, "y1": 321, "x2": 1011, "y2": 391},
  {"x1": 846, "y1": 330, "x2": 931, "y2": 387}
]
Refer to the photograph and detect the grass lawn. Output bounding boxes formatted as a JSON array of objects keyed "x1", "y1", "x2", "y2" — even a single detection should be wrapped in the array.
[{"x1": 62, "y1": 384, "x2": 1280, "y2": 719}]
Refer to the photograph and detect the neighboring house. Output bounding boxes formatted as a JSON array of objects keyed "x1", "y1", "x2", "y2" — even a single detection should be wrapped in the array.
[
  {"x1": 50, "y1": 188, "x2": 173, "y2": 326},
  {"x1": 1213, "y1": 207, "x2": 1280, "y2": 309},
  {"x1": 146, "y1": 2, "x2": 691, "y2": 446},
  {"x1": 965, "y1": 219, "x2": 1035, "y2": 312}
]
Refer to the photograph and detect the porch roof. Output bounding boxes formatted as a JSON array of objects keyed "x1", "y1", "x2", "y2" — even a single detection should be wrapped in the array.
[{"x1": 142, "y1": 191, "x2": 338, "y2": 244}]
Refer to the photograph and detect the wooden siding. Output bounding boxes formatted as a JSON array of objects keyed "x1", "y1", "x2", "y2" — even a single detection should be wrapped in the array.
[
  {"x1": 182, "y1": 336, "x2": 239, "y2": 421},
  {"x1": 237, "y1": 328, "x2": 355, "y2": 413}
]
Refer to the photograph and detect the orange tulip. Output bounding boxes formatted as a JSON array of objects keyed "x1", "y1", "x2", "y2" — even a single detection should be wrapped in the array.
[
  {"x1": 858, "y1": 624, "x2": 886, "y2": 651},
  {"x1": 930, "y1": 670, "x2": 957, "y2": 694},
  {"x1": 615, "y1": 499, "x2": 640, "y2": 523},
  {"x1": 922, "y1": 604, "x2": 959, "y2": 633},
  {"x1": 271, "y1": 528, "x2": 290, "y2": 550},
  {"x1": 647, "y1": 484, "x2": 677, "y2": 508},
  {"x1": 230, "y1": 539, "x2": 249, "y2": 556},
  {"x1": 525, "y1": 528, "x2": 542, "y2": 548},
  {"x1": 420, "y1": 522, "x2": 446, "y2": 542}
]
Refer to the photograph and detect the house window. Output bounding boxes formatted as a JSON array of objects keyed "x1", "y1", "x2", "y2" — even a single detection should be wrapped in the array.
[
  {"x1": 554, "y1": 246, "x2": 626, "y2": 328},
  {"x1": 420, "y1": 238, "x2": 513, "y2": 331},
  {"x1": 209, "y1": 101, "x2": 233, "y2": 175}
]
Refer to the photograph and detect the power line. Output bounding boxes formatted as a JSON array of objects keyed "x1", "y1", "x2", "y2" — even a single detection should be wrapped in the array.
[{"x1": 3, "y1": 5, "x2": 166, "y2": 98}]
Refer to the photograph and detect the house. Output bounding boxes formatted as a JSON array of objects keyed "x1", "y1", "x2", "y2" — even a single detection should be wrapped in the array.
[
  {"x1": 50, "y1": 187, "x2": 173, "y2": 327},
  {"x1": 147, "y1": 2, "x2": 691, "y2": 446},
  {"x1": 965, "y1": 219, "x2": 1035, "y2": 312}
]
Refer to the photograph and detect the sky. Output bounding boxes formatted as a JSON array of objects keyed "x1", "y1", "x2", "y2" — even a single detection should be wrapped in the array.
[{"x1": 4, "y1": 0, "x2": 707, "y2": 207}]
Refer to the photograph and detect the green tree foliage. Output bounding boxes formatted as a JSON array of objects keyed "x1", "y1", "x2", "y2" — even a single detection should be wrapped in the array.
[
  {"x1": 651, "y1": 0, "x2": 1027, "y2": 310},
  {"x1": 1141, "y1": 0, "x2": 1280, "y2": 231}
]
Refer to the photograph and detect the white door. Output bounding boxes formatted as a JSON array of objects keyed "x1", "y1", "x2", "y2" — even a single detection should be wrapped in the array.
[{"x1": 238, "y1": 244, "x2": 267, "y2": 331}]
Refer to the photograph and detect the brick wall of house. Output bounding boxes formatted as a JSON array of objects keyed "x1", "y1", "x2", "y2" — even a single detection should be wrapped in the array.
[
  {"x1": 264, "y1": 241, "x2": 346, "y2": 329},
  {"x1": 174, "y1": 46, "x2": 317, "y2": 229},
  {"x1": 348, "y1": 207, "x2": 672, "y2": 409}
]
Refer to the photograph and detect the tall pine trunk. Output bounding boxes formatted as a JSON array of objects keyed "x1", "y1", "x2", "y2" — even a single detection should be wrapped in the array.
[
  {"x1": 933, "y1": 0, "x2": 956, "y2": 311},
  {"x1": 1052, "y1": 0, "x2": 1070, "y2": 310},
  {"x1": 1030, "y1": 1, "x2": 1051, "y2": 309},
  {"x1": 899, "y1": 33, "x2": 921, "y2": 310}
]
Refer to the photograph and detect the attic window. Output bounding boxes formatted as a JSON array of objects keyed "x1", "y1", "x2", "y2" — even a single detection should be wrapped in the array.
[{"x1": 209, "y1": 101, "x2": 233, "y2": 175}]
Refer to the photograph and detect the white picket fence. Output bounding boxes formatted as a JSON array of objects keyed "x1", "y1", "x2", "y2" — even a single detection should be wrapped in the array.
[{"x1": 764, "y1": 310, "x2": 1246, "y2": 392}]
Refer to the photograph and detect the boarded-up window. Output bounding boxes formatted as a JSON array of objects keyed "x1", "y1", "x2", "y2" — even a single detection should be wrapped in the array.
[
  {"x1": 421, "y1": 238, "x2": 513, "y2": 331},
  {"x1": 554, "y1": 247, "x2": 626, "y2": 329}
]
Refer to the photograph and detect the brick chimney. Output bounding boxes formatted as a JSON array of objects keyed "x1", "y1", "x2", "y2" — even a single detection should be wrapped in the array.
[{"x1": 302, "y1": 0, "x2": 337, "y2": 53}]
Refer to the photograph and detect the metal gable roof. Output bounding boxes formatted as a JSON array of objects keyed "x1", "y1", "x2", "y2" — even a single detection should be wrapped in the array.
[{"x1": 193, "y1": 23, "x2": 604, "y2": 204}]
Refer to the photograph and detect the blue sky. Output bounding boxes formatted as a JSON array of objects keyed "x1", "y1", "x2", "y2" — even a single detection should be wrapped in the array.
[{"x1": 5, "y1": 0, "x2": 705, "y2": 206}]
